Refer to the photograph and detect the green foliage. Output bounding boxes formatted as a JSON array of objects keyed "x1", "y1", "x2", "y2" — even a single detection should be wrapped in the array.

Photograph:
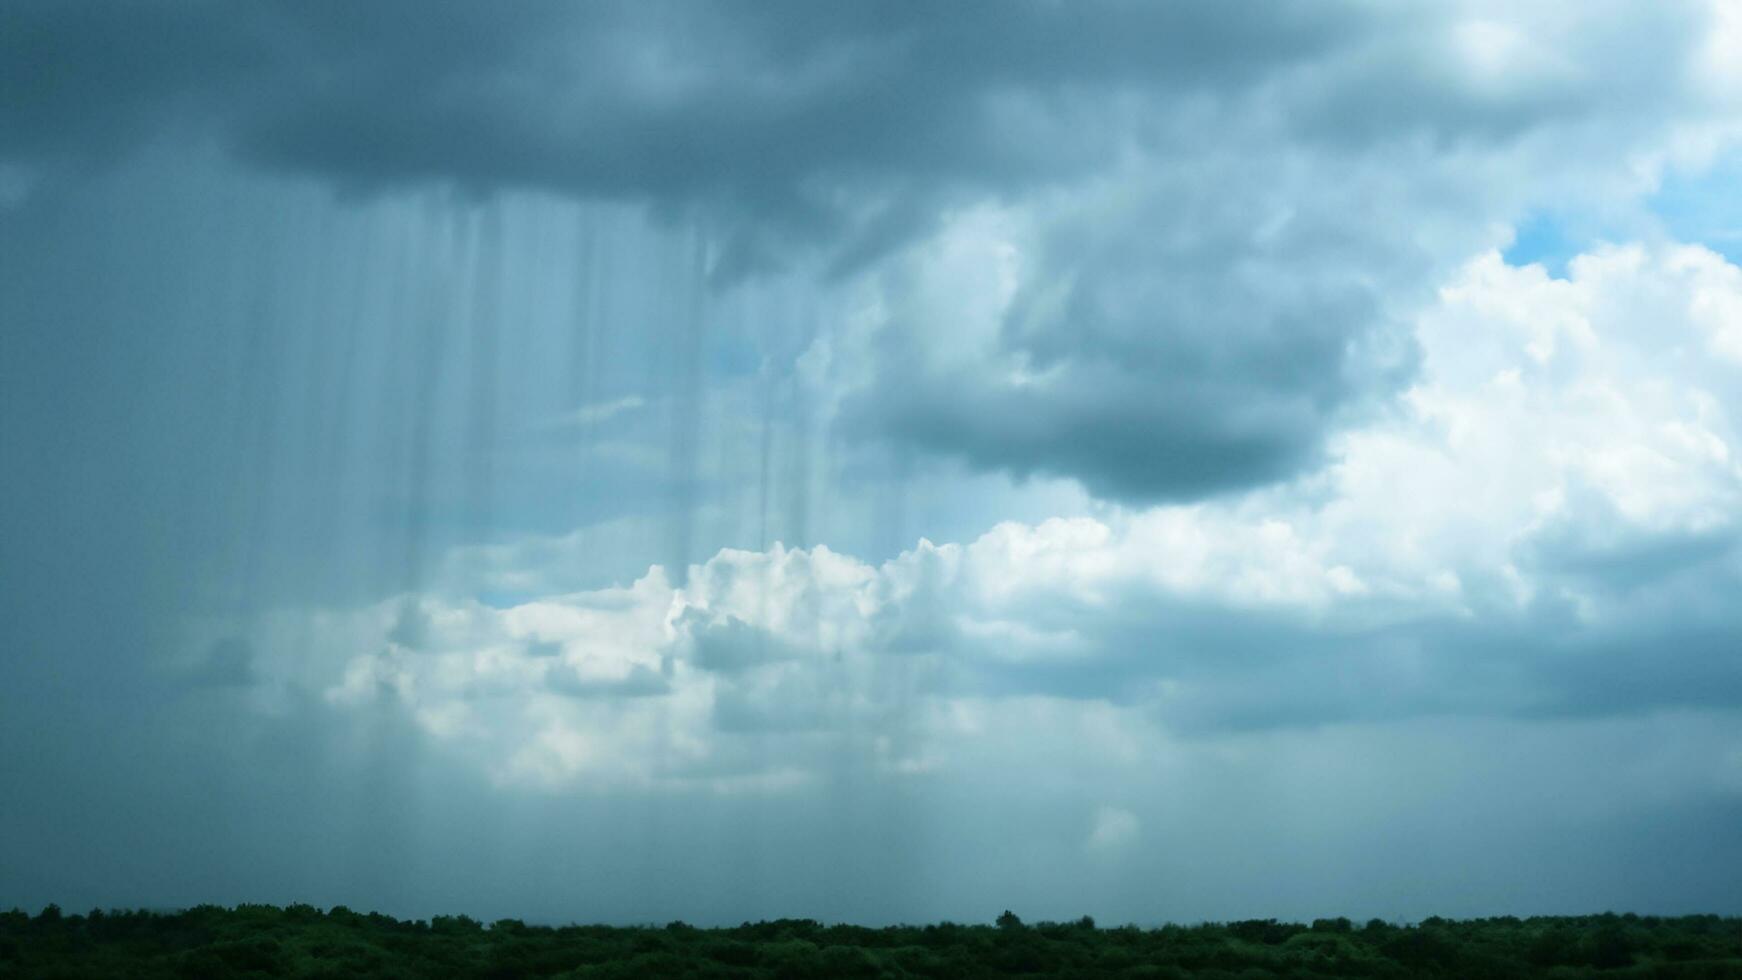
[{"x1": 1, "y1": 904, "x2": 1739, "y2": 978}]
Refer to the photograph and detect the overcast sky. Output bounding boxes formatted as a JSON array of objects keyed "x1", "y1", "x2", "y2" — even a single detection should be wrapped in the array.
[{"x1": 4, "y1": 0, "x2": 1742, "y2": 926}]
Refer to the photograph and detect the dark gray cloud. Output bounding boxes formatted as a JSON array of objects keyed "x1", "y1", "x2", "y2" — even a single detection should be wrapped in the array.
[
  {"x1": 1, "y1": 1, "x2": 1355, "y2": 259},
  {"x1": 8, "y1": 1, "x2": 1701, "y2": 211},
  {"x1": 1520, "y1": 496, "x2": 1740, "y2": 595},
  {"x1": 828, "y1": 91, "x2": 1715, "y2": 503},
  {"x1": 686, "y1": 612, "x2": 803, "y2": 674},
  {"x1": 5, "y1": 0, "x2": 1725, "y2": 504},
  {"x1": 830, "y1": 545, "x2": 1742, "y2": 738},
  {"x1": 812, "y1": 2, "x2": 1720, "y2": 501}
]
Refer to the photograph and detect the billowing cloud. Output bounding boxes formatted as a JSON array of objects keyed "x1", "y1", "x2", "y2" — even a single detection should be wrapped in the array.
[
  {"x1": 204, "y1": 238, "x2": 1742, "y2": 793},
  {"x1": 9, "y1": 1, "x2": 1738, "y2": 501},
  {"x1": 0, "y1": 0, "x2": 1353, "y2": 249}
]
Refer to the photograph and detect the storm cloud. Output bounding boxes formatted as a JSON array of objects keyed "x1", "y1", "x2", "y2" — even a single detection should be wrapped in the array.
[{"x1": 8, "y1": 0, "x2": 1735, "y2": 499}]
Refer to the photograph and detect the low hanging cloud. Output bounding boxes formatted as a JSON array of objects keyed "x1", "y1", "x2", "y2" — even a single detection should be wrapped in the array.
[
  {"x1": 205, "y1": 237, "x2": 1742, "y2": 791},
  {"x1": 7, "y1": 1, "x2": 1726, "y2": 226},
  {"x1": 1, "y1": 0, "x2": 1357, "y2": 242},
  {"x1": 8, "y1": 1, "x2": 1739, "y2": 505}
]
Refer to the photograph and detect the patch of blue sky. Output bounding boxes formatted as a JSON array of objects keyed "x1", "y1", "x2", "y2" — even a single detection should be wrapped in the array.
[
  {"x1": 1502, "y1": 211, "x2": 1584, "y2": 278},
  {"x1": 1648, "y1": 158, "x2": 1742, "y2": 264}
]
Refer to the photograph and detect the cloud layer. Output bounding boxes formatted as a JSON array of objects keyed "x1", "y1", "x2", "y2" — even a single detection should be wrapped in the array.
[
  {"x1": 197, "y1": 240, "x2": 1742, "y2": 793},
  {"x1": 9, "y1": 1, "x2": 1739, "y2": 501}
]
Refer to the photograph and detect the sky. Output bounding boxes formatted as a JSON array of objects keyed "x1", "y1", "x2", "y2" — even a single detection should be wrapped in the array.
[{"x1": 3, "y1": 0, "x2": 1742, "y2": 927}]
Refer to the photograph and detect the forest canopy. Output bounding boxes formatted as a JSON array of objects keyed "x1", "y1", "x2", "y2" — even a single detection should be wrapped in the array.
[{"x1": 3, "y1": 903, "x2": 1741, "y2": 978}]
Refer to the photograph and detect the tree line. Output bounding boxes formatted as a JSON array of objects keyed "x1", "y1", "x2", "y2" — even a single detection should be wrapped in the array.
[{"x1": 3, "y1": 903, "x2": 1741, "y2": 978}]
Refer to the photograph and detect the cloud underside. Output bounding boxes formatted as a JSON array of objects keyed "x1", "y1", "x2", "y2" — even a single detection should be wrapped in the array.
[{"x1": 7, "y1": 0, "x2": 1737, "y2": 502}]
